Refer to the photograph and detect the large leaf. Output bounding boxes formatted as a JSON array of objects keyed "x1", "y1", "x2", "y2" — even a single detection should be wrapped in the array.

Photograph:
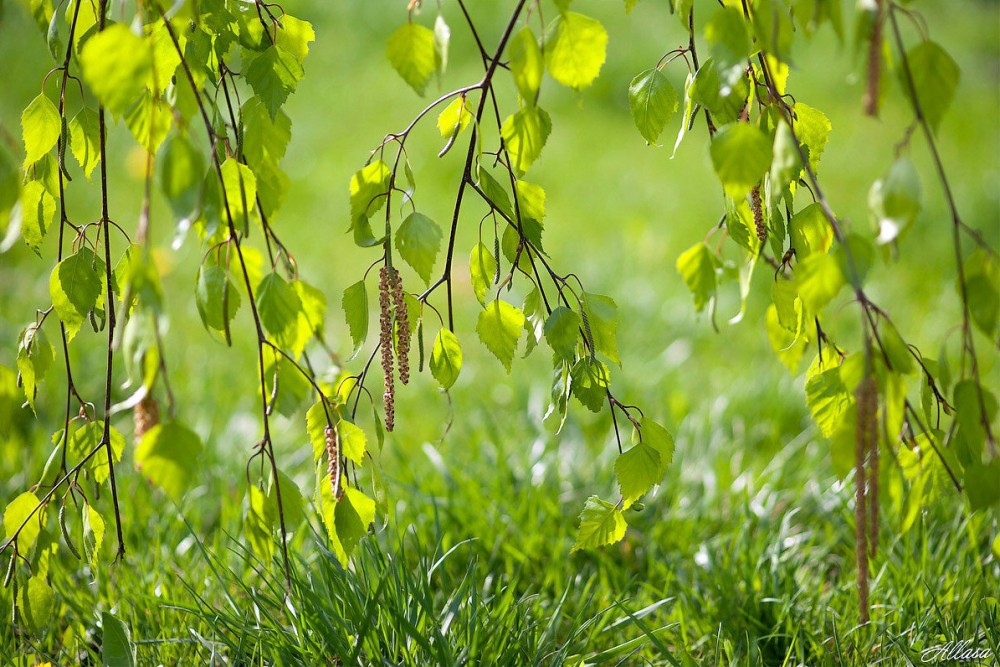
[
  {"x1": 676, "y1": 242, "x2": 717, "y2": 312},
  {"x1": 805, "y1": 358, "x2": 852, "y2": 438},
  {"x1": 476, "y1": 300, "x2": 525, "y2": 373},
  {"x1": 430, "y1": 328, "x2": 462, "y2": 389},
  {"x1": 395, "y1": 212, "x2": 442, "y2": 284},
  {"x1": 627, "y1": 68, "x2": 678, "y2": 145},
  {"x1": 3, "y1": 491, "x2": 42, "y2": 552},
  {"x1": 134, "y1": 421, "x2": 204, "y2": 502},
  {"x1": 386, "y1": 22, "x2": 438, "y2": 96},
  {"x1": 244, "y1": 45, "x2": 304, "y2": 118},
  {"x1": 256, "y1": 272, "x2": 308, "y2": 357},
  {"x1": 101, "y1": 612, "x2": 137, "y2": 667},
  {"x1": 19, "y1": 575, "x2": 54, "y2": 637},
  {"x1": 571, "y1": 496, "x2": 626, "y2": 552},
  {"x1": 704, "y1": 7, "x2": 751, "y2": 86},
  {"x1": 570, "y1": 357, "x2": 610, "y2": 412},
  {"x1": 510, "y1": 27, "x2": 543, "y2": 102},
  {"x1": 79, "y1": 24, "x2": 152, "y2": 118},
  {"x1": 543, "y1": 306, "x2": 581, "y2": 361},
  {"x1": 196, "y1": 264, "x2": 241, "y2": 334},
  {"x1": 545, "y1": 11, "x2": 608, "y2": 90}
]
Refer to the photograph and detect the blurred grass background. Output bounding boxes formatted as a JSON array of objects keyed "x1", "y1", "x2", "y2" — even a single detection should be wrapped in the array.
[{"x1": 0, "y1": 0, "x2": 997, "y2": 664}]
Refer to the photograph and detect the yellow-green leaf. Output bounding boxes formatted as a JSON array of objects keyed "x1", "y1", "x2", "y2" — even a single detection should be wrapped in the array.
[{"x1": 545, "y1": 12, "x2": 608, "y2": 90}]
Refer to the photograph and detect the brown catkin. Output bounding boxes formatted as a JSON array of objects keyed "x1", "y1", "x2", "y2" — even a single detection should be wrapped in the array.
[
  {"x1": 854, "y1": 375, "x2": 877, "y2": 624},
  {"x1": 378, "y1": 267, "x2": 395, "y2": 432},
  {"x1": 134, "y1": 393, "x2": 160, "y2": 443},
  {"x1": 390, "y1": 268, "x2": 411, "y2": 385},
  {"x1": 751, "y1": 185, "x2": 766, "y2": 244},
  {"x1": 324, "y1": 424, "x2": 343, "y2": 501},
  {"x1": 863, "y1": 0, "x2": 884, "y2": 117}
]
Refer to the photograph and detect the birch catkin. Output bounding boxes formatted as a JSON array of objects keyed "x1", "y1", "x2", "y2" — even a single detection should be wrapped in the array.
[
  {"x1": 391, "y1": 268, "x2": 411, "y2": 385},
  {"x1": 379, "y1": 267, "x2": 396, "y2": 431},
  {"x1": 324, "y1": 424, "x2": 343, "y2": 501}
]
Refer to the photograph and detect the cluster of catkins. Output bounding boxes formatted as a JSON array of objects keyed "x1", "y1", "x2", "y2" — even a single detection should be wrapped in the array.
[{"x1": 378, "y1": 266, "x2": 410, "y2": 432}]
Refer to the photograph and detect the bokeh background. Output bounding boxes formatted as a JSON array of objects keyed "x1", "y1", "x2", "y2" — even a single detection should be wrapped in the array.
[{"x1": 0, "y1": 0, "x2": 997, "y2": 662}]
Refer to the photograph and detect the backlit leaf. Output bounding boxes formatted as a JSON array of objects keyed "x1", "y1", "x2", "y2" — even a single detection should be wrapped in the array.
[
  {"x1": 710, "y1": 123, "x2": 772, "y2": 198},
  {"x1": 16, "y1": 323, "x2": 55, "y2": 413},
  {"x1": 395, "y1": 211, "x2": 442, "y2": 284},
  {"x1": 21, "y1": 93, "x2": 60, "y2": 169},
  {"x1": 571, "y1": 356, "x2": 610, "y2": 412},
  {"x1": 4, "y1": 491, "x2": 42, "y2": 552},
  {"x1": 470, "y1": 242, "x2": 497, "y2": 305},
  {"x1": 805, "y1": 357, "x2": 852, "y2": 438},
  {"x1": 342, "y1": 280, "x2": 368, "y2": 359},
  {"x1": 196, "y1": 264, "x2": 241, "y2": 333},
  {"x1": 257, "y1": 272, "x2": 308, "y2": 357},
  {"x1": 245, "y1": 45, "x2": 304, "y2": 118},
  {"x1": 500, "y1": 106, "x2": 551, "y2": 175},
  {"x1": 159, "y1": 132, "x2": 204, "y2": 219},
  {"x1": 628, "y1": 68, "x2": 678, "y2": 145},
  {"x1": 582, "y1": 292, "x2": 620, "y2": 365},
  {"x1": 135, "y1": 421, "x2": 204, "y2": 502},
  {"x1": 795, "y1": 252, "x2": 844, "y2": 313},
  {"x1": 436, "y1": 96, "x2": 471, "y2": 138},
  {"x1": 337, "y1": 420, "x2": 366, "y2": 465},
  {"x1": 572, "y1": 495, "x2": 626, "y2": 551},
  {"x1": 544, "y1": 306, "x2": 581, "y2": 361},
  {"x1": 20, "y1": 179, "x2": 55, "y2": 255},
  {"x1": 79, "y1": 24, "x2": 152, "y2": 118},
  {"x1": 430, "y1": 328, "x2": 462, "y2": 389},
  {"x1": 386, "y1": 22, "x2": 438, "y2": 96},
  {"x1": 545, "y1": 12, "x2": 608, "y2": 90},
  {"x1": 510, "y1": 27, "x2": 543, "y2": 102},
  {"x1": 19, "y1": 575, "x2": 54, "y2": 637},
  {"x1": 676, "y1": 242, "x2": 717, "y2": 312},
  {"x1": 50, "y1": 247, "x2": 103, "y2": 342},
  {"x1": 792, "y1": 103, "x2": 830, "y2": 173},
  {"x1": 901, "y1": 41, "x2": 959, "y2": 133},
  {"x1": 476, "y1": 300, "x2": 524, "y2": 372}
]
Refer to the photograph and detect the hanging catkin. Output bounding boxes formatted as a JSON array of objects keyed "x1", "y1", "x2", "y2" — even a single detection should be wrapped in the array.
[
  {"x1": 324, "y1": 424, "x2": 343, "y2": 501},
  {"x1": 391, "y1": 267, "x2": 411, "y2": 385},
  {"x1": 379, "y1": 267, "x2": 395, "y2": 431}
]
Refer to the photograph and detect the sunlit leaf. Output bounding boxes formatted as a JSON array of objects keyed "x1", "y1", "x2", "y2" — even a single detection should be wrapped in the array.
[
  {"x1": 21, "y1": 93, "x2": 60, "y2": 169},
  {"x1": 500, "y1": 106, "x2": 551, "y2": 175},
  {"x1": 135, "y1": 421, "x2": 204, "y2": 502},
  {"x1": 628, "y1": 68, "x2": 678, "y2": 145},
  {"x1": 545, "y1": 11, "x2": 608, "y2": 90},
  {"x1": 386, "y1": 22, "x2": 438, "y2": 96},
  {"x1": 395, "y1": 211, "x2": 442, "y2": 284},
  {"x1": 430, "y1": 328, "x2": 462, "y2": 389},
  {"x1": 476, "y1": 300, "x2": 524, "y2": 372},
  {"x1": 79, "y1": 24, "x2": 152, "y2": 118},
  {"x1": 710, "y1": 123, "x2": 772, "y2": 198},
  {"x1": 571, "y1": 495, "x2": 626, "y2": 551}
]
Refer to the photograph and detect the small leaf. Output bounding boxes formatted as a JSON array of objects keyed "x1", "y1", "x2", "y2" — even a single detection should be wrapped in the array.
[
  {"x1": 902, "y1": 41, "x2": 959, "y2": 133},
  {"x1": 571, "y1": 495, "x2": 626, "y2": 552},
  {"x1": 341, "y1": 280, "x2": 369, "y2": 359},
  {"x1": 19, "y1": 575, "x2": 54, "y2": 637},
  {"x1": 570, "y1": 357, "x2": 610, "y2": 412},
  {"x1": 582, "y1": 292, "x2": 620, "y2": 365},
  {"x1": 349, "y1": 160, "x2": 390, "y2": 246},
  {"x1": 159, "y1": 132, "x2": 204, "y2": 219},
  {"x1": 19, "y1": 180, "x2": 55, "y2": 255},
  {"x1": 793, "y1": 103, "x2": 831, "y2": 173},
  {"x1": 337, "y1": 420, "x2": 367, "y2": 465},
  {"x1": 545, "y1": 12, "x2": 608, "y2": 90},
  {"x1": 805, "y1": 358, "x2": 852, "y2": 438},
  {"x1": 395, "y1": 212, "x2": 442, "y2": 285},
  {"x1": 50, "y1": 247, "x2": 103, "y2": 342},
  {"x1": 963, "y1": 250, "x2": 999, "y2": 337},
  {"x1": 627, "y1": 68, "x2": 679, "y2": 145},
  {"x1": 21, "y1": 93, "x2": 61, "y2": 169},
  {"x1": 869, "y1": 157, "x2": 921, "y2": 245},
  {"x1": 268, "y1": 469, "x2": 305, "y2": 528},
  {"x1": 242, "y1": 96, "x2": 292, "y2": 171},
  {"x1": 789, "y1": 202, "x2": 833, "y2": 258},
  {"x1": 469, "y1": 242, "x2": 498, "y2": 305},
  {"x1": 257, "y1": 272, "x2": 307, "y2": 357},
  {"x1": 616, "y1": 441, "x2": 661, "y2": 506},
  {"x1": 335, "y1": 486, "x2": 376, "y2": 558},
  {"x1": 510, "y1": 27, "x2": 543, "y2": 102},
  {"x1": 79, "y1": 24, "x2": 152, "y2": 118},
  {"x1": 83, "y1": 503, "x2": 105, "y2": 568},
  {"x1": 244, "y1": 45, "x2": 304, "y2": 118},
  {"x1": 220, "y1": 158, "x2": 257, "y2": 224},
  {"x1": 101, "y1": 612, "x2": 137, "y2": 667},
  {"x1": 515, "y1": 180, "x2": 546, "y2": 222},
  {"x1": 275, "y1": 15, "x2": 315, "y2": 64},
  {"x1": 196, "y1": 264, "x2": 241, "y2": 334},
  {"x1": 710, "y1": 123, "x2": 772, "y2": 198},
  {"x1": 4, "y1": 491, "x2": 42, "y2": 552},
  {"x1": 544, "y1": 306, "x2": 581, "y2": 361},
  {"x1": 430, "y1": 328, "x2": 462, "y2": 389},
  {"x1": 500, "y1": 106, "x2": 552, "y2": 175},
  {"x1": 676, "y1": 242, "x2": 717, "y2": 312},
  {"x1": 436, "y1": 95, "x2": 472, "y2": 138},
  {"x1": 135, "y1": 421, "x2": 204, "y2": 502},
  {"x1": 476, "y1": 300, "x2": 525, "y2": 373},
  {"x1": 386, "y1": 22, "x2": 438, "y2": 96}
]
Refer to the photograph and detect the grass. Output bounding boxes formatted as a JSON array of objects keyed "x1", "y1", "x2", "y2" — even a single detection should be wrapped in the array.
[{"x1": 0, "y1": 0, "x2": 998, "y2": 664}]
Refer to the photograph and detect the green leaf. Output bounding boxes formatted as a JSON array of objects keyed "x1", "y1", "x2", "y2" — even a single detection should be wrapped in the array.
[
  {"x1": 50, "y1": 247, "x2": 103, "y2": 342},
  {"x1": 436, "y1": 95, "x2": 471, "y2": 138},
  {"x1": 616, "y1": 440, "x2": 661, "y2": 507},
  {"x1": 470, "y1": 242, "x2": 497, "y2": 305},
  {"x1": 902, "y1": 40, "x2": 959, "y2": 133},
  {"x1": 257, "y1": 272, "x2": 307, "y2": 357},
  {"x1": 476, "y1": 167, "x2": 512, "y2": 217},
  {"x1": 4, "y1": 491, "x2": 42, "y2": 552},
  {"x1": 268, "y1": 469, "x2": 305, "y2": 528},
  {"x1": 515, "y1": 180, "x2": 546, "y2": 222},
  {"x1": 294, "y1": 279, "x2": 326, "y2": 338},
  {"x1": 869, "y1": 157, "x2": 921, "y2": 245},
  {"x1": 246, "y1": 485, "x2": 273, "y2": 562},
  {"x1": 245, "y1": 45, "x2": 304, "y2": 118},
  {"x1": 690, "y1": 58, "x2": 750, "y2": 124},
  {"x1": 676, "y1": 242, "x2": 717, "y2": 312},
  {"x1": 795, "y1": 252, "x2": 844, "y2": 313},
  {"x1": 500, "y1": 106, "x2": 552, "y2": 175},
  {"x1": 342, "y1": 280, "x2": 368, "y2": 359},
  {"x1": 83, "y1": 503, "x2": 105, "y2": 568},
  {"x1": 79, "y1": 24, "x2": 152, "y2": 118},
  {"x1": 705, "y1": 7, "x2": 751, "y2": 85},
  {"x1": 789, "y1": 202, "x2": 833, "y2": 258},
  {"x1": 306, "y1": 401, "x2": 332, "y2": 462},
  {"x1": 338, "y1": 420, "x2": 367, "y2": 465},
  {"x1": 159, "y1": 132, "x2": 204, "y2": 219},
  {"x1": 571, "y1": 495, "x2": 626, "y2": 552},
  {"x1": 710, "y1": 123, "x2": 772, "y2": 198},
  {"x1": 196, "y1": 264, "x2": 241, "y2": 333},
  {"x1": 19, "y1": 575, "x2": 54, "y2": 637},
  {"x1": 953, "y1": 380, "x2": 998, "y2": 463},
  {"x1": 964, "y1": 460, "x2": 1000, "y2": 510},
  {"x1": 69, "y1": 423, "x2": 125, "y2": 485},
  {"x1": 805, "y1": 358, "x2": 852, "y2": 438},
  {"x1": 582, "y1": 292, "x2": 620, "y2": 365},
  {"x1": 544, "y1": 306, "x2": 581, "y2": 361},
  {"x1": 124, "y1": 91, "x2": 171, "y2": 154},
  {"x1": 793, "y1": 103, "x2": 831, "y2": 173},
  {"x1": 349, "y1": 160, "x2": 390, "y2": 246},
  {"x1": 395, "y1": 212, "x2": 442, "y2": 285},
  {"x1": 275, "y1": 14, "x2": 315, "y2": 64},
  {"x1": 17, "y1": 323, "x2": 55, "y2": 413},
  {"x1": 242, "y1": 96, "x2": 292, "y2": 171},
  {"x1": 510, "y1": 27, "x2": 543, "y2": 102},
  {"x1": 336, "y1": 486, "x2": 376, "y2": 559},
  {"x1": 642, "y1": 419, "x2": 675, "y2": 476},
  {"x1": 430, "y1": 328, "x2": 462, "y2": 389},
  {"x1": 386, "y1": 22, "x2": 438, "y2": 96},
  {"x1": 20, "y1": 179, "x2": 55, "y2": 255},
  {"x1": 769, "y1": 119, "x2": 802, "y2": 189},
  {"x1": 571, "y1": 357, "x2": 610, "y2": 412},
  {"x1": 963, "y1": 249, "x2": 999, "y2": 337},
  {"x1": 545, "y1": 12, "x2": 608, "y2": 90},
  {"x1": 476, "y1": 300, "x2": 525, "y2": 373},
  {"x1": 765, "y1": 304, "x2": 807, "y2": 372},
  {"x1": 21, "y1": 93, "x2": 61, "y2": 169},
  {"x1": 628, "y1": 68, "x2": 679, "y2": 145},
  {"x1": 135, "y1": 421, "x2": 204, "y2": 502},
  {"x1": 880, "y1": 321, "x2": 914, "y2": 375},
  {"x1": 220, "y1": 157, "x2": 257, "y2": 224},
  {"x1": 101, "y1": 612, "x2": 136, "y2": 667}
]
